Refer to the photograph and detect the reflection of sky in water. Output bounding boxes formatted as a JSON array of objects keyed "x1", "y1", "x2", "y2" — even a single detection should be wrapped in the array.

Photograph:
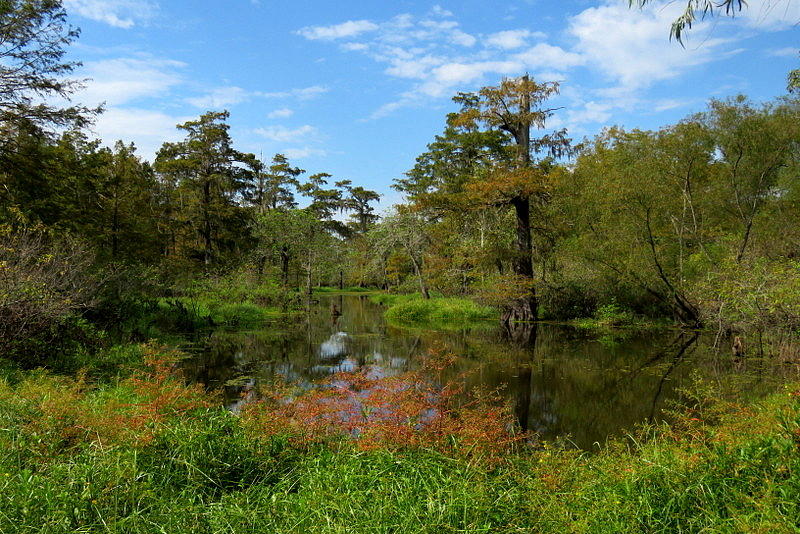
[
  {"x1": 183, "y1": 295, "x2": 791, "y2": 450},
  {"x1": 320, "y1": 332, "x2": 349, "y2": 359}
]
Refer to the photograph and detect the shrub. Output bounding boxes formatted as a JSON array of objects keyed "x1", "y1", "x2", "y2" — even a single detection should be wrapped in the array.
[{"x1": 0, "y1": 229, "x2": 99, "y2": 361}]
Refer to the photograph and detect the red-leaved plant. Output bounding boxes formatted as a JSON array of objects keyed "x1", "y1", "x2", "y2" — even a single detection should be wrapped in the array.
[{"x1": 240, "y1": 349, "x2": 528, "y2": 463}]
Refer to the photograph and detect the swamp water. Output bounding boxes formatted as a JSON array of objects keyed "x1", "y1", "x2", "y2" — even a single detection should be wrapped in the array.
[{"x1": 182, "y1": 294, "x2": 792, "y2": 449}]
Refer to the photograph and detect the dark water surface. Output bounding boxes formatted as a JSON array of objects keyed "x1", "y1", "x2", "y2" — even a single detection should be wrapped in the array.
[{"x1": 181, "y1": 294, "x2": 789, "y2": 449}]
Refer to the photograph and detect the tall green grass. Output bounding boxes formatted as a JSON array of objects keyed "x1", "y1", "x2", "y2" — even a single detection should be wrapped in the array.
[
  {"x1": 371, "y1": 293, "x2": 496, "y2": 327},
  {"x1": 0, "y1": 366, "x2": 798, "y2": 533}
]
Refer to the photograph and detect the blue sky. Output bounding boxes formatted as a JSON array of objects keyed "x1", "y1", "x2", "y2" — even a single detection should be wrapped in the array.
[{"x1": 63, "y1": 0, "x2": 799, "y2": 207}]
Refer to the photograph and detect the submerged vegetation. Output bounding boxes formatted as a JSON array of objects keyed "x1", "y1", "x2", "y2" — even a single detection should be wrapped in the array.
[{"x1": 1, "y1": 0, "x2": 800, "y2": 531}]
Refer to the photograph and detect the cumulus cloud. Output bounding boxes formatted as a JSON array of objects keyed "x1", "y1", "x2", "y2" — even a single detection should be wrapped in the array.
[
  {"x1": 297, "y1": 20, "x2": 379, "y2": 40},
  {"x1": 485, "y1": 29, "x2": 546, "y2": 50},
  {"x1": 186, "y1": 86, "x2": 250, "y2": 108},
  {"x1": 740, "y1": 0, "x2": 800, "y2": 30},
  {"x1": 90, "y1": 107, "x2": 189, "y2": 161},
  {"x1": 267, "y1": 108, "x2": 294, "y2": 119},
  {"x1": 63, "y1": 0, "x2": 157, "y2": 29},
  {"x1": 769, "y1": 46, "x2": 800, "y2": 57},
  {"x1": 567, "y1": 1, "x2": 730, "y2": 92},
  {"x1": 261, "y1": 85, "x2": 329, "y2": 100},
  {"x1": 282, "y1": 147, "x2": 328, "y2": 159},
  {"x1": 77, "y1": 57, "x2": 184, "y2": 106},
  {"x1": 297, "y1": 10, "x2": 579, "y2": 116},
  {"x1": 255, "y1": 125, "x2": 317, "y2": 143}
]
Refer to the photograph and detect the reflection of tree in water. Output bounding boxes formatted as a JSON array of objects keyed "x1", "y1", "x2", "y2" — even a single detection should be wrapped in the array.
[{"x1": 180, "y1": 295, "x2": 790, "y2": 449}]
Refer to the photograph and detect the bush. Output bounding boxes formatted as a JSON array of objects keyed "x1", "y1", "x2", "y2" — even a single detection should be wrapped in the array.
[{"x1": 0, "y1": 229, "x2": 99, "y2": 361}]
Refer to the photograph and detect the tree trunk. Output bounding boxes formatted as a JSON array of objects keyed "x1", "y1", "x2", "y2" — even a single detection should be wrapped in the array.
[
  {"x1": 202, "y1": 178, "x2": 212, "y2": 265},
  {"x1": 409, "y1": 254, "x2": 430, "y2": 299},
  {"x1": 280, "y1": 246, "x2": 290, "y2": 286},
  {"x1": 503, "y1": 195, "x2": 537, "y2": 323},
  {"x1": 502, "y1": 75, "x2": 536, "y2": 324}
]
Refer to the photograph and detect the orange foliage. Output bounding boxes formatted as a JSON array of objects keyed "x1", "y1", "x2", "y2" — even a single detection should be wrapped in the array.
[
  {"x1": 16, "y1": 344, "x2": 209, "y2": 455},
  {"x1": 241, "y1": 350, "x2": 526, "y2": 462},
  {"x1": 466, "y1": 165, "x2": 548, "y2": 204}
]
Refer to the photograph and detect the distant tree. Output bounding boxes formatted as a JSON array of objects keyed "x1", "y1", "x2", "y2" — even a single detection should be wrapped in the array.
[
  {"x1": 265, "y1": 154, "x2": 304, "y2": 211},
  {"x1": 337, "y1": 180, "x2": 380, "y2": 234},
  {"x1": 298, "y1": 172, "x2": 348, "y2": 235},
  {"x1": 372, "y1": 208, "x2": 433, "y2": 299},
  {"x1": 155, "y1": 111, "x2": 250, "y2": 265}
]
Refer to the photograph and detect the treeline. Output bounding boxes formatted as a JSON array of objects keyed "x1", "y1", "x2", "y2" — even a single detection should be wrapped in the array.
[
  {"x1": 1, "y1": 110, "x2": 378, "y2": 274},
  {"x1": 0, "y1": 115, "x2": 384, "y2": 364},
  {"x1": 355, "y1": 87, "x2": 800, "y2": 332}
]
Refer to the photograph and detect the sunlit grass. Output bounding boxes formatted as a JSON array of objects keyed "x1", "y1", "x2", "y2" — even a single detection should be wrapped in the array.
[
  {"x1": 371, "y1": 293, "x2": 497, "y2": 327},
  {"x1": 1, "y1": 343, "x2": 798, "y2": 532}
]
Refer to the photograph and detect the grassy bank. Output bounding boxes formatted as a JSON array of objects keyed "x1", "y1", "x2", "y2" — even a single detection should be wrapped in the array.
[
  {"x1": 0, "y1": 344, "x2": 798, "y2": 532},
  {"x1": 314, "y1": 286, "x2": 377, "y2": 294},
  {"x1": 371, "y1": 293, "x2": 497, "y2": 327}
]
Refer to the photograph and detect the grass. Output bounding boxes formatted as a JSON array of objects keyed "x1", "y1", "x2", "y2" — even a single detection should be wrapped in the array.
[
  {"x1": 314, "y1": 286, "x2": 377, "y2": 294},
  {"x1": 371, "y1": 293, "x2": 497, "y2": 328},
  {"x1": 572, "y1": 302, "x2": 672, "y2": 332},
  {"x1": 0, "y1": 346, "x2": 798, "y2": 532}
]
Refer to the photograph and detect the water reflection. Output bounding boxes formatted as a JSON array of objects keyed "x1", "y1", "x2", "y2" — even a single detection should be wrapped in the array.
[{"x1": 180, "y1": 294, "x2": 789, "y2": 449}]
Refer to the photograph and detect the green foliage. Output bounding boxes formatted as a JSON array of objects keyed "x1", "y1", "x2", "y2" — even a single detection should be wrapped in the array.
[
  {"x1": 0, "y1": 0, "x2": 98, "y2": 131},
  {"x1": 376, "y1": 293, "x2": 496, "y2": 327},
  {"x1": 0, "y1": 352, "x2": 798, "y2": 532}
]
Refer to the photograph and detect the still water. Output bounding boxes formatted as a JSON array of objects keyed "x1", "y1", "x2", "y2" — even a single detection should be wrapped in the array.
[{"x1": 182, "y1": 294, "x2": 787, "y2": 449}]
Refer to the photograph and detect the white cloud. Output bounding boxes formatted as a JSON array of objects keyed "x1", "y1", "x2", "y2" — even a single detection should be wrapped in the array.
[
  {"x1": 186, "y1": 86, "x2": 249, "y2": 108},
  {"x1": 449, "y1": 29, "x2": 477, "y2": 47},
  {"x1": 769, "y1": 46, "x2": 800, "y2": 57},
  {"x1": 567, "y1": 1, "x2": 729, "y2": 92},
  {"x1": 653, "y1": 98, "x2": 692, "y2": 112},
  {"x1": 77, "y1": 57, "x2": 184, "y2": 106},
  {"x1": 566, "y1": 101, "x2": 613, "y2": 125},
  {"x1": 430, "y1": 5, "x2": 453, "y2": 18},
  {"x1": 267, "y1": 108, "x2": 294, "y2": 119},
  {"x1": 255, "y1": 125, "x2": 317, "y2": 142},
  {"x1": 261, "y1": 85, "x2": 329, "y2": 99},
  {"x1": 282, "y1": 147, "x2": 328, "y2": 159},
  {"x1": 485, "y1": 29, "x2": 546, "y2": 50},
  {"x1": 90, "y1": 107, "x2": 190, "y2": 161},
  {"x1": 342, "y1": 42, "x2": 369, "y2": 51},
  {"x1": 297, "y1": 20, "x2": 379, "y2": 40},
  {"x1": 300, "y1": 12, "x2": 579, "y2": 116},
  {"x1": 63, "y1": 0, "x2": 157, "y2": 29},
  {"x1": 512, "y1": 43, "x2": 584, "y2": 70},
  {"x1": 741, "y1": 0, "x2": 800, "y2": 30}
]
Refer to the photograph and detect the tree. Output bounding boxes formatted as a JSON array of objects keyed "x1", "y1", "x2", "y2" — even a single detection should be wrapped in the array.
[
  {"x1": 703, "y1": 96, "x2": 800, "y2": 262},
  {"x1": 155, "y1": 111, "x2": 250, "y2": 265},
  {"x1": 449, "y1": 76, "x2": 572, "y2": 323},
  {"x1": 263, "y1": 154, "x2": 304, "y2": 211},
  {"x1": 372, "y1": 208, "x2": 433, "y2": 299},
  {"x1": 90, "y1": 141, "x2": 162, "y2": 261},
  {"x1": 0, "y1": 0, "x2": 97, "y2": 135},
  {"x1": 337, "y1": 180, "x2": 380, "y2": 235}
]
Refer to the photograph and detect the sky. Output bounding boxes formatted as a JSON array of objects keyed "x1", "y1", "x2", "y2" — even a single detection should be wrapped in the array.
[{"x1": 63, "y1": 0, "x2": 800, "y2": 207}]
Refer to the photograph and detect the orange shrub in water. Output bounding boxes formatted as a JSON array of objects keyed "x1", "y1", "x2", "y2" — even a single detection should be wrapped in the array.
[{"x1": 241, "y1": 350, "x2": 527, "y2": 462}]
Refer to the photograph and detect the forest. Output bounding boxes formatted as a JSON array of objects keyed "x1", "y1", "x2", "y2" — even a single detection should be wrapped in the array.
[{"x1": 2, "y1": 1, "x2": 800, "y2": 532}]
